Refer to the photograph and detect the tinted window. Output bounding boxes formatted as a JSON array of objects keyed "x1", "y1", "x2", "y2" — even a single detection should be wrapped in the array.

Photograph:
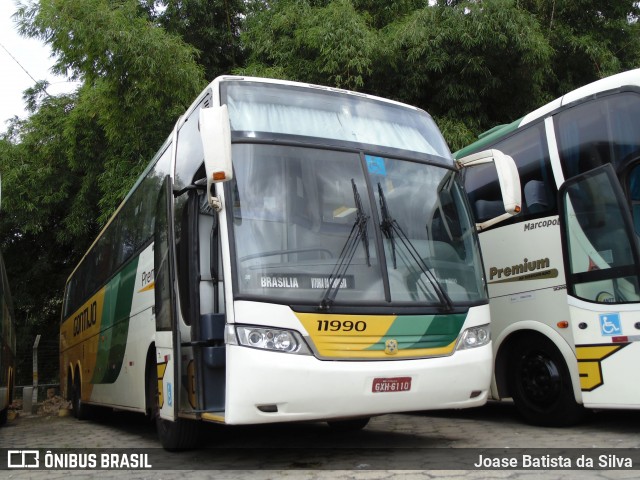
[
  {"x1": 464, "y1": 122, "x2": 556, "y2": 225},
  {"x1": 63, "y1": 144, "x2": 172, "y2": 318},
  {"x1": 556, "y1": 92, "x2": 640, "y2": 179},
  {"x1": 175, "y1": 96, "x2": 209, "y2": 188}
]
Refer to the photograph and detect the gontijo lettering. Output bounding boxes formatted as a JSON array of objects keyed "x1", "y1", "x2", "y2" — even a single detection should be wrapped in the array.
[{"x1": 73, "y1": 301, "x2": 97, "y2": 337}]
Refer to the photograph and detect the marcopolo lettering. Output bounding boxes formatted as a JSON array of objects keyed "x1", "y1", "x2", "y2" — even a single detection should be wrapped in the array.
[
  {"x1": 524, "y1": 218, "x2": 559, "y2": 231},
  {"x1": 489, "y1": 258, "x2": 550, "y2": 281}
]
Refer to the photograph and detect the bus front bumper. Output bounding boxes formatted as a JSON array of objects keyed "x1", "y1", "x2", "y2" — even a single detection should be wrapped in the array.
[{"x1": 221, "y1": 342, "x2": 492, "y2": 425}]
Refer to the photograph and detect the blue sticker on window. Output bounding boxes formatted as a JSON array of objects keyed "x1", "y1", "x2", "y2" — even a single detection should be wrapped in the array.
[
  {"x1": 365, "y1": 155, "x2": 387, "y2": 176},
  {"x1": 600, "y1": 313, "x2": 622, "y2": 336}
]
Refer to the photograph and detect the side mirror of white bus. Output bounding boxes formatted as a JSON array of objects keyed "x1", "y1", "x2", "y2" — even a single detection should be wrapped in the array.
[
  {"x1": 200, "y1": 105, "x2": 233, "y2": 206},
  {"x1": 457, "y1": 149, "x2": 522, "y2": 231}
]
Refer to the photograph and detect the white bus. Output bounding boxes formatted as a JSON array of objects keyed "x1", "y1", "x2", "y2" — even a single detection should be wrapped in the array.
[
  {"x1": 0, "y1": 248, "x2": 16, "y2": 426},
  {"x1": 0, "y1": 175, "x2": 16, "y2": 427},
  {"x1": 457, "y1": 68, "x2": 640, "y2": 426},
  {"x1": 60, "y1": 76, "x2": 519, "y2": 449}
]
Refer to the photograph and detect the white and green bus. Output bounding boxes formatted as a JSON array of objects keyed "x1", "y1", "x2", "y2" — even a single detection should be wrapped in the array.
[
  {"x1": 61, "y1": 76, "x2": 519, "y2": 449},
  {"x1": 0, "y1": 248, "x2": 16, "y2": 426},
  {"x1": 457, "y1": 68, "x2": 640, "y2": 426}
]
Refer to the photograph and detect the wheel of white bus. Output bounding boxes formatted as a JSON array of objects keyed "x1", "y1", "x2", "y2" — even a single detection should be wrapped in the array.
[
  {"x1": 146, "y1": 356, "x2": 200, "y2": 450},
  {"x1": 327, "y1": 417, "x2": 370, "y2": 432},
  {"x1": 508, "y1": 335, "x2": 584, "y2": 427}
]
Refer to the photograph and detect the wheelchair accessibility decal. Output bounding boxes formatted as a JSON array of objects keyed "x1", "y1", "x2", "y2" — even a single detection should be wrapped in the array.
[{"x1": 600, "y1": 313, "x2": 622, "y2": 336}]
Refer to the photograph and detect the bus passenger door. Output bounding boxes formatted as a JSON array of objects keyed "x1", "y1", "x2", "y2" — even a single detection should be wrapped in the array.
[
  {"x1": 558, "y1": 164, "x2": 640, "y2": 406},
  {"x1": 178, "y1": 188, "x2": 226, "y2": 414},
  {"x1": 154, "y1": 175, "x2": 180, "y2": 422}
]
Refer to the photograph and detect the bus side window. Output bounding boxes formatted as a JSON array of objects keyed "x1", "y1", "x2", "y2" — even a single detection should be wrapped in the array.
[
  {"x1": 629, "y1": 164, "x2": 640, "y2": 235},
  {"x1": 523, "y1": 180, "x2": 548, "y2": 214},
  {"x1": 464, "y1": 122, "x2": 555, "y2": 227}
]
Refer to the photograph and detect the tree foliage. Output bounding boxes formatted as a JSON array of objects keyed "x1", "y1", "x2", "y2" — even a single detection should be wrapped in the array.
[
  {"x1": 152, "y1": 0, "x2": 247, "y2": 80},
  {"x1": 16, "y1": 0, "x2": 206, "y2": 219},
  {"x1": 517, "y1": 0, "x2": 640, "y2": 97},
  {"x1": 240, "y1": 0, "x2": 381, "y2": 90},
  {"x1": 4, "y1": 0, "x2": 206, "y2": 382},
  {"x1": 240, "y1": 0, "x2": 640, "y2": 148}
]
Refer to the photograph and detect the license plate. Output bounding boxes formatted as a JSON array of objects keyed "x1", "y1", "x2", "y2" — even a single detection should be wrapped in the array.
[{"x1": 372, "y1": 377, "x2": 412, "y2": 393}]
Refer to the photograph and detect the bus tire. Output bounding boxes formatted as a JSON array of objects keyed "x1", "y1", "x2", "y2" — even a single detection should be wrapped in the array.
[
  {"x1": 72, "y1": 371, "x2": 90, "y2": 420},
  {"x1": 508, "y1": 335, "x2": 584, "y2": 427},
  {"x1": 146, "y1": 360, "x2": 199, "y2": 450},
  {"x1": 156, "y1": 416, "x2": 200, "y2": 451},
  {"x1": 327, "y1": 417, "x2": 370, "y2": 432}
]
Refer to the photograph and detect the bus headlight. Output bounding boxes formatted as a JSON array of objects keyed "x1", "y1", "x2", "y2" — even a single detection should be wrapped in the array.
[
  {"x1": 456, "y1": 324, "x2": 491, "y2": 350},
  {"x1": 232, "y1": 326, "x2": 311, "y2": 355}
]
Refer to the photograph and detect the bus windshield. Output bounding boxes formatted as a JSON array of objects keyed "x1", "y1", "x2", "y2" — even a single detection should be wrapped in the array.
[{"x1": 230, "y1": 144, "x2": 486, "y2": 307}]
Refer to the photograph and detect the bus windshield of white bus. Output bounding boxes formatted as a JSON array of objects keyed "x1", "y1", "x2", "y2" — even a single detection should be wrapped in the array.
[
  {"x1": 230, "y1": 146, "x2": 486, "y2": 307},
  {"x1": 223, "y1": 82, "x2": 486, "y2": 309}
]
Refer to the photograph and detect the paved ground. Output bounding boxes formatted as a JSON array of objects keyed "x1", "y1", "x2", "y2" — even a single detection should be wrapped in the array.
[{"x1": 2, "y1": 402, "x2": 640, "y2": 479}]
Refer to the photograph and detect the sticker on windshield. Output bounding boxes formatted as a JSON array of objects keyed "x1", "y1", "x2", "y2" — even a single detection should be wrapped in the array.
[
  {"x1": 365, "y1": 155, "x2": 387, "y2": 176},
  {"x1": 249, "y1": 274, "x2": 355, "y2": 289}
]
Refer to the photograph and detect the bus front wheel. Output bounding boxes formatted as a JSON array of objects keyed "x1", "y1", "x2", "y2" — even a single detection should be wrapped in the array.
[
  {"x1": 327, "y1": 417, "x2": 370, "y2": 432},
  {"x1": 508, "y1": 335, "x2": 584, "y2": 427},
  {"x1": 146, "y1": 359, "x2": 199, "y2": 450}
]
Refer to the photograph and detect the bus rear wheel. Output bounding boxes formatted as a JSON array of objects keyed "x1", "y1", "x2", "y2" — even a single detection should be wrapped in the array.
[
  {"x1": 72, "y1": 372, "x2": 90, "y2": 420},
  {"x1": 508, "y1": 335, "x2": 584, "y2": 427}
]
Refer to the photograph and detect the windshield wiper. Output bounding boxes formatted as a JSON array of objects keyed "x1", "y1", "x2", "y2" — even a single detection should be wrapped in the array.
[
  {"x1": 319, "y1": 179, "x2": 370, "y2": 310},
  {"x1": 377, "y1": 182, "x2": 453, "y2": 312}
]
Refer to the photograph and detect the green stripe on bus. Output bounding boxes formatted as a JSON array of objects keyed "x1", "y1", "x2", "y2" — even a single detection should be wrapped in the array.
[
  {"x1": 91, "y1": 256, "x2": 139, "y2": 384},
  {"x1": 365, "y1": 314, "x2": 467, "y2": 351}
]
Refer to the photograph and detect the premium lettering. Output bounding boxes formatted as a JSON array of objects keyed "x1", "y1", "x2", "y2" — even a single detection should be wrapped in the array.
[{"x1": 489, "y1": 257, "x2": 550, "y2": 281}]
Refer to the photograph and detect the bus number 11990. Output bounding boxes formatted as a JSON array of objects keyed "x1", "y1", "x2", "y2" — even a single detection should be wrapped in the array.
[{"x1": 317, "y1": 320, "x2": 366, "y2": 332}]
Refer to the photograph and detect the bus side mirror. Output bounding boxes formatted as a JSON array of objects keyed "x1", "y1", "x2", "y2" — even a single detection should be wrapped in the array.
[
  {"x1": 458, "y1": 149, "x2": 522, "y2": 231},
  {"x1": 200, "y1": 105, "x2": 233, "y2": 208}
]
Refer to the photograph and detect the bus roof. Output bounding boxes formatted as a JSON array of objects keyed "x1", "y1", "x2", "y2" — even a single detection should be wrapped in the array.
[{"x1": 454, "y1": 68, "x2": 640, "y2": 159}]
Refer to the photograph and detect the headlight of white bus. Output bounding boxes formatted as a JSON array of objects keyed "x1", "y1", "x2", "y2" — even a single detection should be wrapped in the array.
[
  {"x1": 456, "y1": 324, "x2": 491, "y2": 350},
  {"x1": 228, "y1": 325, "x2": 312, "y2": 355}
]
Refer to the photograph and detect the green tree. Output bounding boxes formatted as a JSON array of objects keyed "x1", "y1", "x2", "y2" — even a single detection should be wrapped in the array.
[
  {"x1": 384, "y1": 0, "x2": 553, "y2": 149},
  {"x1": 3, "y1": 0, "x2": 206, "y2": 381},
  {"x1": 518, "y1": 0, "x2": 640, "y2": 97},
  {"x1": 240, "y1": 0, "x2": 382, "y2": 90},
  {"x1": 17, "y1": 0, "x2": 206, "y2": 219},
  {"x1": 241, "y1": 0, "x2": 554, "y2": 149},
  {"x1": 152, "y1": 0, "x2": 247, "y2": 80},
  {"x1": 0, "y1": 92, "x2": 90, "y2": 383}
]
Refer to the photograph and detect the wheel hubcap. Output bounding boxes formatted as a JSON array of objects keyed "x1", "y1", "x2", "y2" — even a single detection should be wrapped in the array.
[{"x1": 519, "y1": 352, "x2": 561, "y2": 405}]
